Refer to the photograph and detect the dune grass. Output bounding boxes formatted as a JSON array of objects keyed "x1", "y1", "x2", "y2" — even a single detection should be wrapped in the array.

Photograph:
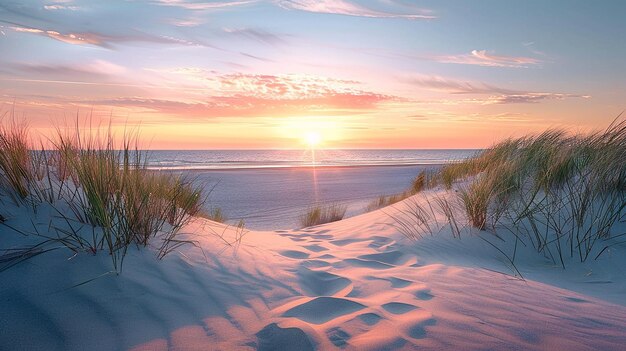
[
  {"x1": 367, "y1": 170, "x2": 439, "y2": 211},
  {"x1": 393, "y1": 117, "x2": 626, "y2": 268},
  {"x1": 198, "y1": 207, "x2": 227, "y2": 223},
  {"x1": 299, "y1": 203, "x2": 347, "y2": 227},
  {"x1": 0, "y1": 120, "x2": 208, "y2": 273},
  {"x1": 0, "y1": 117, "x2": 38, "y2": 204}
]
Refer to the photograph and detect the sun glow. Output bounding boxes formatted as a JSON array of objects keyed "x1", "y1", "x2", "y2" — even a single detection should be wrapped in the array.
[{"x1": 305, "y1": 131, "x2": 321, "y2": 148}]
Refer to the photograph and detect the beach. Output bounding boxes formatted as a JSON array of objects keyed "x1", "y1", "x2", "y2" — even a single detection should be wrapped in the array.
[
  {"x1": 143, "y1": 149, "x2": 476, "y2": 229},
  {"x1": 186, "y1": 164, "x2": 440, "y2": 229},
  {"x1": 2, "y1": 187, "x2": 626, "y2": 350}
]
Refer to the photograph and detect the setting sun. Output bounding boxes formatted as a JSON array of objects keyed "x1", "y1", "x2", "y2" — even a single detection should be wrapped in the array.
[{"x1": 305, "y1": 131, "x2": 321, "y2": 148}]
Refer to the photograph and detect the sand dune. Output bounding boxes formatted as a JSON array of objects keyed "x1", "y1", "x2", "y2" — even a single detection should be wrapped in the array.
[{"x1": 1, "y1": 190, "x2": 626, "y2": 350}]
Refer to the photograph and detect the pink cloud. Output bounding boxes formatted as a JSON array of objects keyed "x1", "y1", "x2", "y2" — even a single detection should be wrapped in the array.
[
  {"x1": 94, "y1": 73, "x2": 393, "y2": 117},
  {"x1": 215, "y1": 73, "x2": 364, "y2": 99}
]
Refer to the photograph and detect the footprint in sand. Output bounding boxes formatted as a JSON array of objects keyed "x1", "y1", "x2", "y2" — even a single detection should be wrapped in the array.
[
  {"x1": 330, "y1": 238, "x2": 363, "y2": 247},
  {"x1": 368, "y1": 236, "x2": 395, "y2": 249},
  {"x1": 309, "y1": 234, "x2": 334, "y2": 240},
  {"x1": 327, "y1": 327, "x2": 351, "y2": 347},
  {"x1": 279, "y1": 250, "x2": 310, "y2": 259},
  {"x1": 302, "y1": 244, "x2": 328, "y2": 252},
  {"x1": 382, "y1": 302, "x2": 418, "y2": 315},
  {"x1": 358, "y1": 313, "x2": 382, "y2": 326},
  {"x1": 283, "y1": 297, "x2": 365, "y2": 324},
  {"x1": 297, "y1": 267, "x2": 352, "y2": 296},
  {"x1": 415, "y1": 289, "x2": 434, "y2": 301},
  {"x1": 388, "y1": 277, "x2": 413, "y2": 288},
  {"x1": 358, "y1": 251, "x2": 409, "y2": 265},
  {"x1": 407, "y1": 318, "x2": 437, "y2": 339},
  {"x1": 302, "y1": 260, "x2": 331, "y2": 268},
  {"x1": 256, "y1": 323, "x2": 314, "y2": 351},
  {"x1": 278, "y1": 233, "x2": 309, "y2": 242},
  {"x1": 317, "y1": 254, "x2": 335, "y2": 259},
  {"x1": 365, "y1": 276, "x2": 415, "y2": 288},
  {"x1": 336, "y1": 258, "x2": 394, "y2": 270},
  {"x1": 564, "y1": 296, "x2": 589, "y2": 303}
]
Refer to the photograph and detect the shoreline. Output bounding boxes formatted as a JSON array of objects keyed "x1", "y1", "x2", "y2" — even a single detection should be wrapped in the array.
[
  {"x1": 149, "y1": 162, "x2": 450, "y2": 172},
  {"x1": 158, "y1": 164, "x2": 439, "y2": 230}
]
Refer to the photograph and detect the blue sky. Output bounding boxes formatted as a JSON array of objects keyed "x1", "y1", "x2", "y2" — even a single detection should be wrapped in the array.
[{"x1": 1, "y1": 0, "x2": 625, "y2": 148}]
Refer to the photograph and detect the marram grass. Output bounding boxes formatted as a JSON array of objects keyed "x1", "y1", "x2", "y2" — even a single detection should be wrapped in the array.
[
  {"x1": 300, "y1": 203, "x2": 347, "y2": 227},
  {"x1": 393, "y1": 117, "x2": 626, "y2": 268},
  {"x1": 0, "y1": 120, "x2": 208, "y2": 273}
]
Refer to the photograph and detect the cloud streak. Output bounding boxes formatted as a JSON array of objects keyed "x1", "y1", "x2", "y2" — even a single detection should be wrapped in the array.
[
  {"x1": 152, "y1": 0, "x2": 257, "y2": 10},
  {"x1": 7, "y1": 25, "x2": 199, "y2": 48},
  {"x1": 10, "y1": 60, "x2": 127, "y2": 78},
  {"x1": 432, "y1": 50, "x2": 542, "y2": 68},
  {"x1": 223, "y1": 27, "x2": 286, "y2": 45},
  {"x1": 407, "y1": 75, "x2": 589, "y2": 104},
  {"x1": 74, "y1": 92, "x2": 394, "y2": 119},
  {"x1": 276, "y1": 0, "x2": 435, "y2": 19}
]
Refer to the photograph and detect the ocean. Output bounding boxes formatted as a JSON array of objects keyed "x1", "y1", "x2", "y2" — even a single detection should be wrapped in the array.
[
  {"x1": 145, "y1": 149, "x2": 479, "y2": 170},
  {"x1": 148, "y1": 149, "x2": 479, "y2": 230}
]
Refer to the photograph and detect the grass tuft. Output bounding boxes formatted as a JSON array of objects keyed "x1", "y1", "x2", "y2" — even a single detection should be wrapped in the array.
[
  {"x1": 0, "y1": 119, "x2": 208, "y2": 273},
  {"x1": 0, "y1": 117, "x2": 36, "y2": 204},
  {"x1": 299, "y1": 203, "x2": 347, "y2": 227},
  {"x1": 396, "y1": 116, "x2": 626, "y2": 268}
]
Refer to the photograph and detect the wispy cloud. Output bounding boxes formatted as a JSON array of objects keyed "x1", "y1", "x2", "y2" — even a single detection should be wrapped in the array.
[
  {"x1": 43, "y1": 5, "x2": 80, "y2": 11},
  {"x1": 275, "y1": 0, "x2": 435, "y2": 19},
  {"x1": 223, "y1": 27, "x2": 286, "y2": 45},
  {"x1": 7, "y1": 25, "x2": 199, "y2": 48},
  {"x1": 11, "y1": 26, "x2": 105, "y2": 46},
  {"x1": 11, "y1": 60, "x2": 127, "y2": 77},
  {"x1": 407, "y1": 75, "x2": 515, "y2": 95},
  {"x1": 407, "y1": 75, "x2": 589, "y2": 104},
  {"x1": 152, "y1": 0, "x2": 257, "y2": 10},
  {"x1": 432, "y1": 50, "x2": 542, "y2": 68},
  {"x1": 239, "y1": 52, "x2": 275, "y2": 62},
  {"x1": 487, "y1": 93, "x2": 589, "y2": 104}
]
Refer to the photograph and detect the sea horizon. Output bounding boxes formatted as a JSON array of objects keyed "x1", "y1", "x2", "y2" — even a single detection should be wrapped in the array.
[{"x1": 145, "y1": 149, "x2": 481, "y2": 171}]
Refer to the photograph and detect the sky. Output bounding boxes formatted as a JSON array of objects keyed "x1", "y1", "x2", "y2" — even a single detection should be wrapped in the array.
[{"x1": 1, "y1": 0, "x2": 625, "y2": 149}]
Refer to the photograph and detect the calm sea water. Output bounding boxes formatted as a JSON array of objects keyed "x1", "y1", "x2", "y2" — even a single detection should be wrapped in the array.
[
  {"x1": 150, "y1": 150, "x2": 480, "y2": 230},
  {"x1": 146, "y1": 149, "x2": 480, "y2": 170}
]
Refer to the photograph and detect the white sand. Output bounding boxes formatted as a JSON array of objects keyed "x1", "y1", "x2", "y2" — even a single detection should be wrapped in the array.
[{"x1": 1, "y1": 189, "x2": 626, "y2": 350}]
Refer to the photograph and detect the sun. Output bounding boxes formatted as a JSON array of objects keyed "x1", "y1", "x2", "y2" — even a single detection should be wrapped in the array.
[{"x1": 304, "y1": 131, "x2": 321, "y2": 148}]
